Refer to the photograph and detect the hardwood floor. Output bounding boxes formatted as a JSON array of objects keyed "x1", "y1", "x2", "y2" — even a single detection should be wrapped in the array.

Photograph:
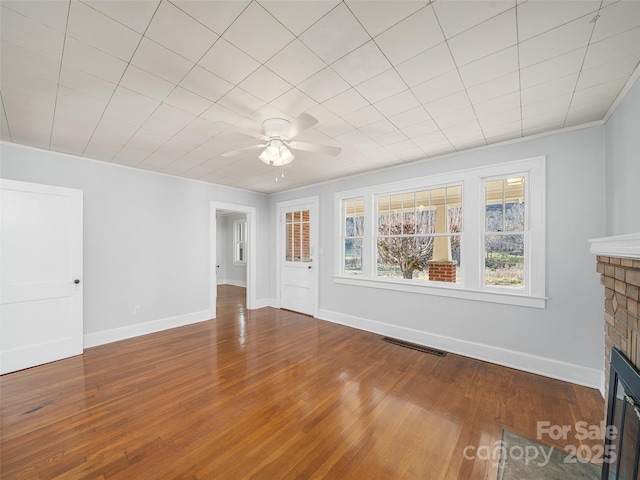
[{"x1": 1, "y1": 284, "x2": 604, "y2": 479}]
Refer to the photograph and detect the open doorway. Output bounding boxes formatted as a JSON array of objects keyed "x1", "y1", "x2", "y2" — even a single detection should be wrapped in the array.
[
  {"x1": 216, "y1": 210, "x2": 247, "y2": 315},
  {"x1": 209, "y1": 202, "x2": 257, "y2": 319}
]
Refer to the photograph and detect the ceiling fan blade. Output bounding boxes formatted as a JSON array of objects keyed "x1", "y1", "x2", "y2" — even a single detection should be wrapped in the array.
[
  {"x1": 288, "y1": 141, "x2": 342, "y2": 156},
  {"x1": 284, "y1": 113, "x2": 318, "y2": 140},
  {"x1": 220, "y1": 123, "x2": 268, "y2": 141},
  {"x1": 221, "y1": 144, "x2": 267, "y2": 157}
]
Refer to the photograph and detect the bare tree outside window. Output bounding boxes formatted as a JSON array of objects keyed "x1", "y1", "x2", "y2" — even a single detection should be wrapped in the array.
[{"x1": 377, "y1": 212, "x2": 435, "y2": 279}]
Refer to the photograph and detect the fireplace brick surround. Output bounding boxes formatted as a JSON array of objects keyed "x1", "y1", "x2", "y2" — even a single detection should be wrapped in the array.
[
  {"x1": 597, "y1": 255, "x2": 640, "y2": 388},
  {"x1": 590, "y1": 233, "x2": 640, "y2": 396}
]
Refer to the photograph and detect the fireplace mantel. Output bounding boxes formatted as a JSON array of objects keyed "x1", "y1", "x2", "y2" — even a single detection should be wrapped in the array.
[{"x1": 589, "y1": 233, "x2": 640, "y2": 260}]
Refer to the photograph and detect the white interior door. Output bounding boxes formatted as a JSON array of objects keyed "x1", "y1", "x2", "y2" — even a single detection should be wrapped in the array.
[
  {"x1": 280, "y1": 201, "x2": 316, "y2": 316},
  {"x1": 1, "y1": 179, "x2": 83, "y2": 374}
]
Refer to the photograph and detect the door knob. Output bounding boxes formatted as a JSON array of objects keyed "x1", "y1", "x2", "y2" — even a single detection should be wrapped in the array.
[
  {"x1": 74, "y1": 279, "x2": 80, "y2": 284},
  {"x1": 308, "y1": 266, "x2": 312, "y2": 269}
]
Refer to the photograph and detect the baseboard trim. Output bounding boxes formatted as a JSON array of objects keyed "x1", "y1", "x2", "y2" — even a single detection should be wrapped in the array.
[
  {"x1": 217, "y1": 279, "x2": 247, "y2": 287},
  {"x1": 253, "y1": 298, "x2": 277, "y2": 309},
  {"x1": 84, "y1": 310, "x2": 212, "y2": 348},
  {"x1": 317, "y1": 308, "x2": 602, "y2": 389}
]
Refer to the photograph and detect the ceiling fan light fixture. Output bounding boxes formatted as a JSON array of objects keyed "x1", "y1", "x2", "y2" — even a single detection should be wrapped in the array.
[
  {"x1": 267, "y1": 139, "x2": 282, "y2": 157},
  {"x1": 259, "y1": 140, "x2": 294, "y2": 166},
  {"x1": 258, "y1": 149, "x2": 271, "y2": 164},
  {"x1": 279, "y1": 145, "x2": 294, "y2": 164}
]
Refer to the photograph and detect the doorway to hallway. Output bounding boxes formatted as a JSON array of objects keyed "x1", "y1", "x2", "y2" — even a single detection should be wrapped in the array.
[{"x1": 209, "y1": 202, "x2": 256, "y2": 320}]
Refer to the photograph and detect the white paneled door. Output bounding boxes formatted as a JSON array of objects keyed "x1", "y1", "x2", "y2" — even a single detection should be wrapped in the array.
[
  {"x1": 279, "y1": 199, "x2": 318, "y2": 316},
  {"x1": 1, "y1": 179, "x2": 83, "y2": 374}
]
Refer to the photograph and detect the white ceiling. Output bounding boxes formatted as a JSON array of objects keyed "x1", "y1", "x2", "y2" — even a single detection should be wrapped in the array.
[{"x1": 1, "y1": 0, "x2": 639, "y2": 194}]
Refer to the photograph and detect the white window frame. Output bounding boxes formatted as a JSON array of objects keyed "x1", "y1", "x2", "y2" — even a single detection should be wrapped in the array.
[
  {"x1": 233, "y1": 219, "x2": 247, "y2": 265},
  {"x1": 334, "y1": 156, "x2": 547, "y2": 308},
  {"x1": 342, "y1": 196, "x2": 365, "y2": 276}
]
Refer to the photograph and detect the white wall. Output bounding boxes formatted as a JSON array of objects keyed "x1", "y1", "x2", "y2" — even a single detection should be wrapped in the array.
[
  {"x1": 0, "y1": 142, "x2": 270, "y2": 344},
  {"x1": 216, "y1": 213, "x2": 247, "y2": 287},
  {"x1": 605, "y1": 77, "x2": 640, "y2": 236},
  {"x1": 271, "y1": 126, "x2": 607, "y2": 388}
]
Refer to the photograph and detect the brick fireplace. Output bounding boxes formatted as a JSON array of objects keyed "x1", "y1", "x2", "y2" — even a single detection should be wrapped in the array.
[{"x1": 590, "y1": 234, "x2": 640, "y2": 391}]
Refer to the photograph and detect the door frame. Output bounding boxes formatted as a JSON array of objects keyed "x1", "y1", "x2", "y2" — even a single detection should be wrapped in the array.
[
  {"x1": 210, "y1": 202, "x2": 257, "y2": 318},
  {"x1": 275, "y1": 195, "x2": 319, "y2": 317}
]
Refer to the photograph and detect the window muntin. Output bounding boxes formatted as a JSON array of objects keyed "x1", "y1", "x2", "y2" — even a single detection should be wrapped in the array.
[
  {"x1": 234, "y1": 220, "x2": 247, "y2": 264},
  {"x1": 484, "y1": 177, "x2": 526, "y2": 288},
  {"x1": 343, "y1": 198, "x2": 364, "y2": 275},
  {"x1": 285, "y1": 209, "x2": 310, "y2": 262},
  {"x1": 376, "y1": 185, "x2": 462, "y2": 282}
]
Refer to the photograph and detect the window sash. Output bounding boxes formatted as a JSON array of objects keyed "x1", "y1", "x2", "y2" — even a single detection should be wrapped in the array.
[
  {"x1": 374, "y1": 184, "x2": 462, "y2": 283},
  {"x1": 481, "y1": 172, "x2": 530, "y2": 293},
  {"x1": 233, "y1": 220, "x2": 247, "y2": 264},
  {"x1": 342, "y1": 197, "x2": 364, "y2": 275}
]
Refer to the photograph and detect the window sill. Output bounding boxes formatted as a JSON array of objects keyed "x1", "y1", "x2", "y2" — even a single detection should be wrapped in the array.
[{"x1": 333, "y1": 275, "x2": 547, "y2": 308}]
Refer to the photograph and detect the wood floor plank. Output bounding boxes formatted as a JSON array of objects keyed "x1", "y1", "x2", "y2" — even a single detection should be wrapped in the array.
[{"x1": 1, "y1": 285, "x2": 604, "y2": 479}]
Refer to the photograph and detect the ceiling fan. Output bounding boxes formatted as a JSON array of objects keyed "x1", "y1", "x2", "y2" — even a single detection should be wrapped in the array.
[{"x1": 220, "y1": 113, "x2": 342, "y2": 167}]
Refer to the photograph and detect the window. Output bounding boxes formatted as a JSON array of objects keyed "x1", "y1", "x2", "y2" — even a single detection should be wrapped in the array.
[
  {"x1": 285, "y1": 210, "x2": 310, "y2": 262},
  {"x1": 377, "y1": 186, "x2": 462, "y2": 281},
  {"x1": 233, "y1": 219, "x2": 247, "y2": 264},
  {"x1": 484, "y1": 177, "x2": 525, "y2": 288},
  {"x1": 334, "y1": 157, "x2": 546, "y2": 308},
  {"x1": 343, "y1": 198, "x2": 364, "y2": 275}
]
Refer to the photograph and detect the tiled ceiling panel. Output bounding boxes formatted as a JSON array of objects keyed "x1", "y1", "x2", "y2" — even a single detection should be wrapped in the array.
[{"x1": 0, "y1": 0, "x2": 639, "y2": 194}]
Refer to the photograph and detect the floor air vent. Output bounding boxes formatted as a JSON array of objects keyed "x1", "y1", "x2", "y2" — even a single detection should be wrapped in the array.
[{"x1": 382, "y1": 337, "x2": 447, "y2": 357}]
